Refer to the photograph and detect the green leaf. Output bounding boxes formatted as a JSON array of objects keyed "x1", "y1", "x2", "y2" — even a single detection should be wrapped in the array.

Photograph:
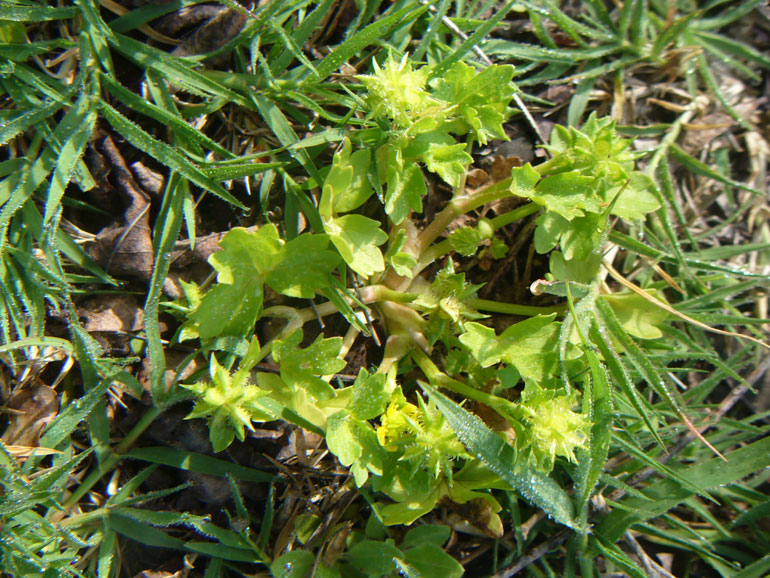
[
  {"x1": 385, "y1": 162, "x2": 427, "y2": 225},
  {"x1": 670, "y1": 144, "x2": 762, "y2": 196},
  {"x1": 326, "y1": 410, "x2": 385, "y2": 486},
  {"x1": 321, "y1": 139, "x2": 374, "y2": 215},
  {"x1": 347, "y1": 539, "x2": 402, "y2": 577},
  {"x1": 266, "y1": 233, "x2": 340, "y2": 298},
  {"x1": 550, "y1": 250, "x2": 602, "y2": 283},
  {"x1": 325, "y1": 214, "x2": 387, "y2": 277},
  {"x1": 523, "y1": 171, "x2": 597, "y2": 220},
  {"x1": 459, "y1": 315, "x2": 559, "y2": 385},
  {"x1": 107, "y1": 512, "x2": 184, "y2": 550},
  {"x1": 596, "y1": 298, "x2": 686, "y2": 423},
  {"x1": 420, "y1": 140, "x2": 473, "y2": 189},
  {"x1": 589, "y1": 321, "x2": 664, "y2": 450},
  {"x1": 402, "y1": 525, "x2": 451, "y2": 549},
  {"x1": 272, "y1": 329, "x2": 346, "y2": 400},
  {"x1": 271, "y1": 551, "x2": 315, "y2": 578},
  {"x1": 541, "y1": 211, "x2": 605, "y2": 260},
  {"x1": 189, "y1": 227, "x2": 274, "y2": 339},
  {"x1": 431, "y1": 62, "x2": 515, "y2": 144},
  {"x1": 402, "y1": 544, "x2": 464, "y2": 578},
  {"x1": 448, "y1": 227, "x2": 483, "y2": 257},
  {"x1": 0, "y1": 98, "x2": 66, "y2": 148},
  {"x1": 349, "y1": 369, "x2": 390, "y2": 420},
  {"x1": 601, "y1": 291, "x2": 669, "y2": 339},
  {"x1": 574, "y1": 347, "x2": 613, "y2": 521},
  {"x1": 111, "y1": 33, "x2": 240, "y2": 100},
  {"x1": 190, "y1": 227, "x2": 338, "y2": 338},
  {"x1": 314, "y1": 3, "x2": 428, "y2": 81},
  {"x1": 146, "y1": 174, "x2": 186, "y2": 400},
  {"x1": 190, "y1": 280, "x2": 263, "y2": 340},
  {"x1": 252, "y1": 93, "x2": 323, "y2": 189},
  {"x1": 428, "y1": 0, "x2": 517, "y2": 80},
  {"x1": 423, "y1": 383, "x2": 577, "y2": 529},
  {"x1": 125, "y1": 446, "x2": 273, "y2": 482},
  {"x1": 210, "y1": 426, "x2": 236, "y2": 453},
  {"x1": 510, "y1": 163, "x2": 541, "y2": 194},
  {"x1": 100, "y1": 103, "x2": 245, "y2": 208},
  {"x1": 390, "y1": 252, "x2": 418, "y2": 277},
  {"x1": 0, "y1": 4, "x2": 77, "y2": 21},
  {"x1": 97, "y1": 529, "x2": 116, "y2": 578},
  {"x1": 186, "y1": 541, "x2": 261, "y2": 563},
  {"x1": 611, "y1": 173, "x2": 661, "y2": 220},
  {"x1": 734, "y1": 554, "x2": 770, "y2": 578},
  {"x1": 590, "y1": 535, "x2": 648, "y2": 578},
  {"x1": 40, "y1": 377, "x2": 113, "y2": 448}
]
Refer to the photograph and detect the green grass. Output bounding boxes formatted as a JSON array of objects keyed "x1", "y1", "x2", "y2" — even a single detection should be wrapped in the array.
[{"x1": 1, "y1": 1, "x2": 770, "y2": 576}]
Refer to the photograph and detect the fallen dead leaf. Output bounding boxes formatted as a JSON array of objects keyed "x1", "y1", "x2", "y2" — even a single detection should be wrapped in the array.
[
  {"x1": 80, "y1": 294, "x2": 144, "y2": 333},
  {"x1": 132, "y1": 571, "x2": 184, "y2": 578},
  {"x1": 1, "y1": 385, "x2": 59, "y2": 447},
  {"x1": 171, "y1": 8, "x2": 248, "y2": 58},
  {"x1": 137, "y1": 350, "x2": 202, "y2": 395},
  {"x1": 490, "y1": 154, "x2": 522, "y2": 181},
  {"x1": 1, "y1": 444, "x2": 62, "y2": 457},
  {"x1": 466, "y1": 168, "x2": 490, "y2": 188},
  {"x1": 89, "y1": 136, "x2": 154, "y2": 283}
]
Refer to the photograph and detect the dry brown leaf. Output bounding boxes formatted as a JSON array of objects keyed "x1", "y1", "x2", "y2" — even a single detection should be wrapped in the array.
[
  {"x1": 80, "y1": 295, "x2": 144, "y2": 333},
  {"x1": 1, "y1": 385, "x2": 59, "y2": 447},
  {"x1": 171, "y1": 8, "x2": 248, "y2": 58},
  {"x1": 89, "y1": 136, "x2": 154, "y2": 283},
  {"x1": 132, "y1": 571, "x2": 184, "y2": 578},
  {"x1": 466, "y1": 168, "x2": 490, "y2": 188},
  {"x1": 490, "y1": 155, "x2": 522, "y2": 182},
  {"x1": 1, "y1": 444, "x2": 62, "y2": 457}
]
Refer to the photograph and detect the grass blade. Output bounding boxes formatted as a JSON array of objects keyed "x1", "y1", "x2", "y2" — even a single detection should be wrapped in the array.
[
  {"x1": 100, "y1": 102, "x2": 246, "y2": 209},
  {"x1": 314, "y1": 3, "x2": 428, "y2": 81},
  {"x1": 125, "y1": 446, "x2": 273, "y2": 482},
  {"x1": 596, "y1": 434, "x2": 770, "y2": 542}
]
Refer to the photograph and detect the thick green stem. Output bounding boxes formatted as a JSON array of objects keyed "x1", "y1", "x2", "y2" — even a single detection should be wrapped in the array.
[
  {"x1": 490, "y1": 201, "x2": 540, "y2": 230},
  {"x1": 468, "y1": 298, "x2": 565, "y2": 316},
  {"x1": 414, "y1": 202, "x2": 539, "y2": 276},
  {"x1": 411, "y1": 348, "x2": 518, "y2": 418},
  {"x1": 414, "y1": 177, "x2": 515, "y2": 257}
]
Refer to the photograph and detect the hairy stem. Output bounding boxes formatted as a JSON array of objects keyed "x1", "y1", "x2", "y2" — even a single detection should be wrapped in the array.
[{"x1": 413, "y1": 202, "x2": 539, "y2": 278}]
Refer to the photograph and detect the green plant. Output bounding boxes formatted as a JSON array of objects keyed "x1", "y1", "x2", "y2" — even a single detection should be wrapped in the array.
[
  {"x1": 3, "y1": 0, "x2": 770, "y2": 576},
  {"x1": 177, "y1": 55, "x2": 665, "y2": 535}
]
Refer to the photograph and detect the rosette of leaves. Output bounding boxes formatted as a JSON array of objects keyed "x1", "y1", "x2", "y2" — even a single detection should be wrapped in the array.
[
  {"x1": 182, "y1": 354, "x2": 273, "y2": 452},
  {"x1": 360, "y1": 54, "x2": 515, "y2": 225},
  {"x1": 359, "y1": 53, "x2": 436, "y2": 129},
  {"x1": 509, "y1": 113, "x2": 660, "y2": 273},
  {"x1": 518, "y1": 385, "x2": 589, "y2": 471},
  {"x1": 328, "y1": 385, "x2": 505, "y2": 532}
]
